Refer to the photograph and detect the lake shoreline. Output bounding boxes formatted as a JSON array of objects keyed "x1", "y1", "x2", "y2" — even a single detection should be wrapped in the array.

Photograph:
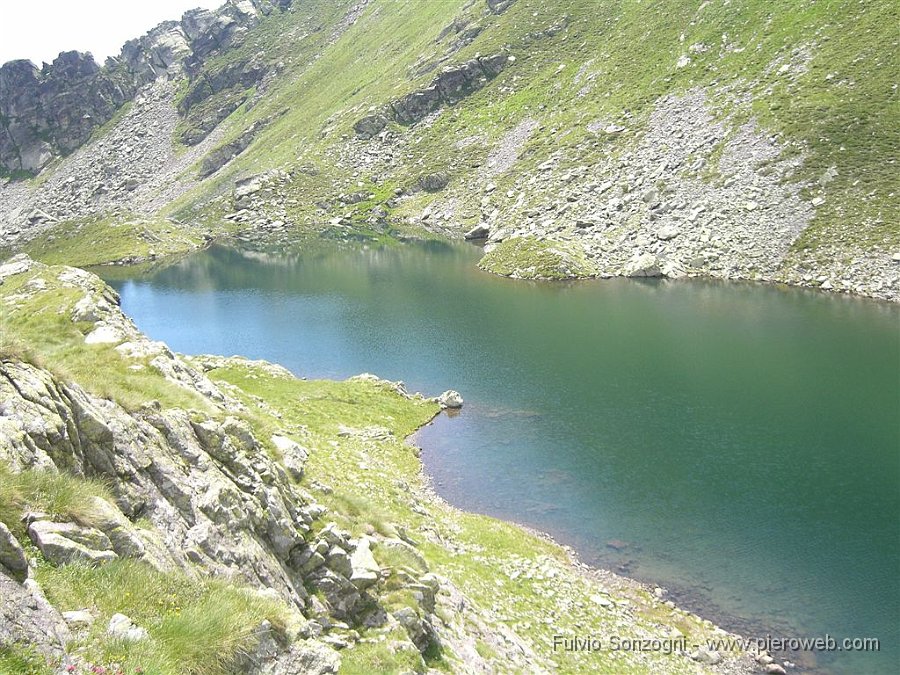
[
  {"x1": 408, "y1": 418, "x2": 771, "y2": 674},
  {"x1": 412, "y1": 415, "x2": 839, "y2": 674}
]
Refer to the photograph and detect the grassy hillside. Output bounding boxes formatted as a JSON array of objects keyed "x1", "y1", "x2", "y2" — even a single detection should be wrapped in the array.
[{"x1": 166, "y1": 0, "x2": 897, "y2": 251}]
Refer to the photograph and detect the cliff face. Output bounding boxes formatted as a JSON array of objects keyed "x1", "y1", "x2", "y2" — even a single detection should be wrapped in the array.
[
  {"x1": 0, "y1": 54, "x2": 134, "y2": 173},
  {"x1": 0, "y1": 0, "x2": 292, "y2": 176}
]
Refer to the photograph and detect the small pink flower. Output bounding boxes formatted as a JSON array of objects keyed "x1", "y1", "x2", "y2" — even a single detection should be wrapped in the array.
[{"x1": 66, "y1": 667, "x2": 76, "y2": 674}]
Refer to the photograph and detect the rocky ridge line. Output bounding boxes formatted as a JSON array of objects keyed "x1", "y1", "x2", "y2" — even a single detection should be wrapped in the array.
[{"x1": 0, "y1": 0, "x2": 293, "y2": 176}]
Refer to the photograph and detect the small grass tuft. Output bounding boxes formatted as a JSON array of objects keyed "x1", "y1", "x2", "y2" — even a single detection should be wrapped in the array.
[
  {"x1": 0, "y1": 462, "x2": 112, "y2": 541},
  {"x1": 36, "y1": 559, "x2": 290, "y2": 675},
  {"x1": 0, "y1": 645, "x2": 53, "y2": 675}
]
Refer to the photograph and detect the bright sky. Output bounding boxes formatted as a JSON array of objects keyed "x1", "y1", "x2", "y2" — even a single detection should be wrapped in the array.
[{"x1": 0, "y1": 0, "x2": 223, "y2": 66}]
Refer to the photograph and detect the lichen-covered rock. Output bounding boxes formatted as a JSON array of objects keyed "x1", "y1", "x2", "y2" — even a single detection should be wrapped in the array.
[
  {"x1": 107, "y1": 613, "x2": 148, "y2": 642},
  {"x1": 0, "y1": 54, "x2": 135, "y2": 174},
  {"x1": 349, "y1": 537, "x2": 380, "y2": 590},
  {"x1": 623, "y1": 253, "x2": 662, "y2": 278},
  {"x1": 61, "y1": 609, "x2": 95, "y2": 630},
  {"x1": 354, "y1": 53, "x2": 511, "y2": 136},
  {"x1": 392, "y1": 606, "x2": 439, "y2": 653},
  {"x1": 83, "y1": 496, "x2": 148, "y2": 560},
  {"x1": 27, "y1": 520, "x2": 118, "y2": 566},
  {"x1": 0, "y1": 576, "x2": 71, "y2": 662},
  {"x1": 271, "y1": 434, "x2": 309, "y2": 481},
  {"x1": 0, "y1": 1, "x2": 295, "y2": 175},
  {"x1": 353, "y1": 113, "x2": 388, "y2": 140},
  {"x1": 0, "y1": 355, "x2": 315, "y2": 606}
]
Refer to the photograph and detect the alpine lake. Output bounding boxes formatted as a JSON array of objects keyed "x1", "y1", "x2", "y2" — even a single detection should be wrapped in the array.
[{"x1": 103, "y1": 240, "x2": 900, "y2": 674}]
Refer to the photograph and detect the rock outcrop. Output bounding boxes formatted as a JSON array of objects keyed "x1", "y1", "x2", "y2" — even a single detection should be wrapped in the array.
[
  {"x1": 0, "y1": 53, "x2": 135, "y2": 173},
  {"x1": 0, "y1": 522, "x2": 28, "y2": 579},
  {"x1": 0, "y1": 576, "x2": 72, "y2": 663},
  {"x1": 0, "y1": 0, "x2": 294, "y2": 175},
  {"x1": 354, "y1": 53, "x2": 511, "y2": 138}
]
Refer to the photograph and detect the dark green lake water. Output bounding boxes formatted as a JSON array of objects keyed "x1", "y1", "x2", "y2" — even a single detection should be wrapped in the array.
[{"x1": 106, "y1": 242, "x2": 900, "y2": 674}]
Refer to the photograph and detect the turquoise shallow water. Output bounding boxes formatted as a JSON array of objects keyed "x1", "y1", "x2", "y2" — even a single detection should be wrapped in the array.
[{"x1": 106, "y1": 242, "x2": 900, "y2": 674}]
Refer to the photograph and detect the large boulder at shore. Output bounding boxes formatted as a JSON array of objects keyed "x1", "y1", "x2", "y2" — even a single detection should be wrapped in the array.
[
  {"x1": 623, "y1": 253, "x2": 662, "y2": 278},
  {"x1": 438, "y1": 390, "x2": 464, "y2": 409},
  {"x1": 465, "y1": 224, "x2": 491, "y2": 240}
]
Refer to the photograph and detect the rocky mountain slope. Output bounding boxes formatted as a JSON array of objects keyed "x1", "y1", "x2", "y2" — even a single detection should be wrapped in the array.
[
  {"x1": 0, "y1": 254, "x2": 776, "y2": 673},
  {"x1": 0, "y1": 0, "x2": 897, "y2": 299}
]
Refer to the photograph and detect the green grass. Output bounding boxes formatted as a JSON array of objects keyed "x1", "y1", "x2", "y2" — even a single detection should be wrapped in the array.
[
  {"x1": 479, "y1": 236, "x2": 598, "y2": 279},
  {"x1": 0, "y1": 265, "x2": 214, "y2": 413},
  {"x1": 0, "y1": 645, "x2": 54, "y2": 675},
  {"x1": 0, "y1": 462, "x2": 112, "y2": 542},
  {"x1": 19, "y1": 213, "x2": 205, "y2": 268},
  {"x1": 36, "y1": 560, "x2": 289, "y2": 675},
  {"x1": 339, "y1": 636, "x2": 425, "y2": 675}
]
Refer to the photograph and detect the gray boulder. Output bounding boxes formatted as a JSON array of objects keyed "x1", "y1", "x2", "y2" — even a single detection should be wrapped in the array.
[
  {"x1": 62, "y1": 610, "x2": 95, "y2": 629},
  {"x1": 0, "y1": 576, "x2": 71, "y2": 661},
  {"x1": 623, "y1": 253, "x2": 662, "y2": 278},
  {"x1": 27, "y1": 520, "x2": 118, "y2": 566},
  {"x1": 465, "y1": 224, "x2": 491, "y2": 240},
  {"x1": 487, "y1": 0, "x2": 517, "y2": 13},
  {"x1": 353, "y1": 113, "x2": 388, "y2": 140},
  {"x1": 108, "y1": 613, "x2": 149, "y2": 642},
  {"x1": 418, "y1": 172, "x2": 450, "y2": 192},
  {"x1": 271, "y1": 435, "x2": 309, "y2": 481},
  {"x1": 438, "y1": 390, "x2": 464, "y2": 409},
  {"x1": 84, "y1": 497, "x2": 147, "y2": 559},
  {"x1": 0, "y1": 522, "x2": 28, "y2": 579},
  {"x1": 349, "y1": 537, "x2": 380, "y2": 590}
]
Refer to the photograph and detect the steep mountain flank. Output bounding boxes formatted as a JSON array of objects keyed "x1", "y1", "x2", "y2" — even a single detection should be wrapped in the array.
[
  {"x1": 0, "y1": 53, "x2": 135, "y2": 175},
  {"x1": 0, "y1": 0, "x2": 896, "y2": 300}
]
